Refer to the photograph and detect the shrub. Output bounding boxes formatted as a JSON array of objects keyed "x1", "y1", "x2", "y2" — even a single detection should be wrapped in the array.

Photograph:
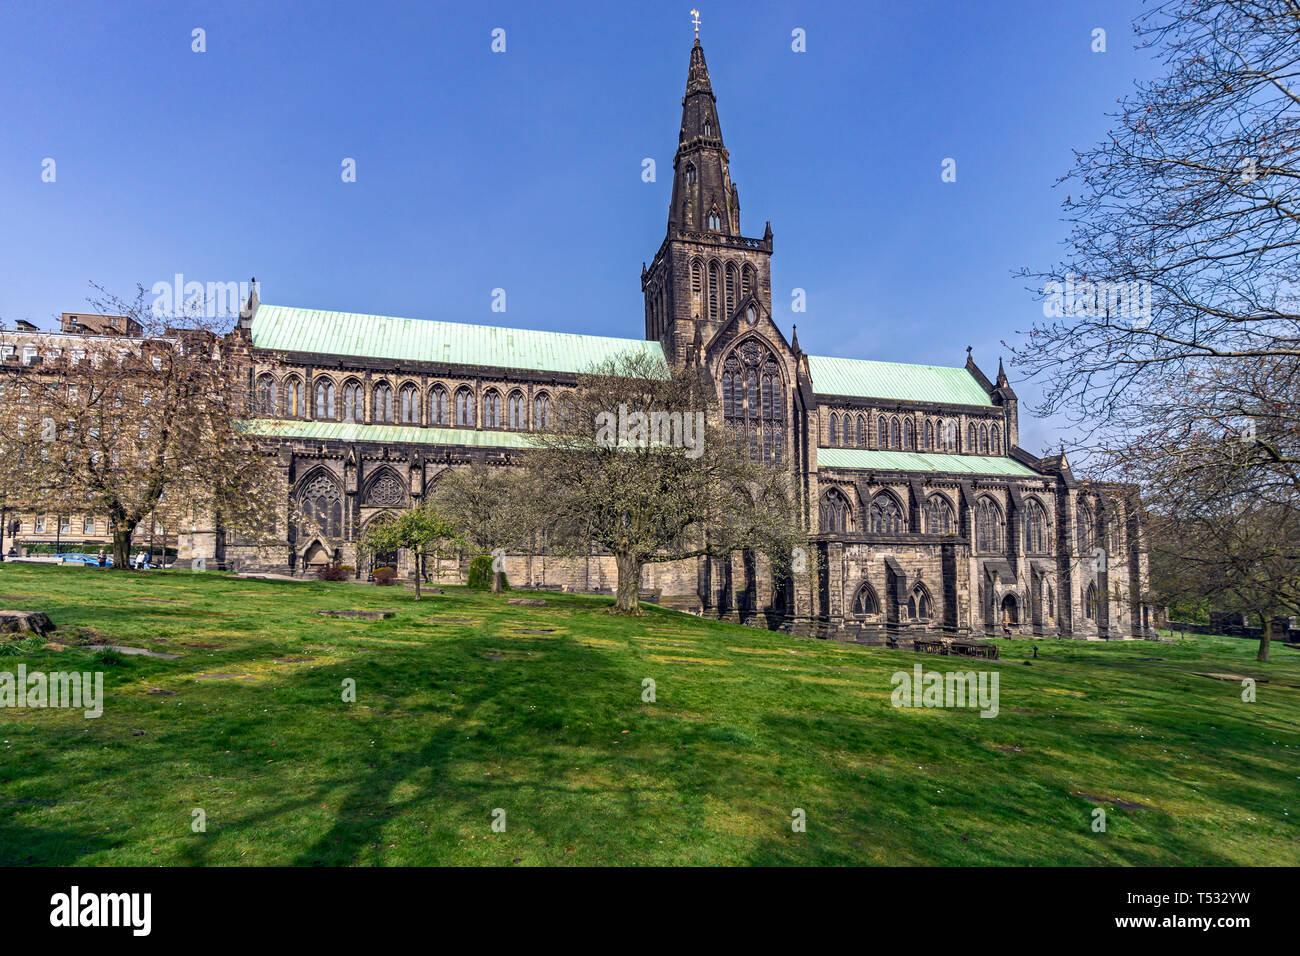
[
  {"x1": 0, "y1": 636, "x2": 47, "y2": 657},
  {"x1": 316, "y1": 563, "x2": 349, "y2": 582},
  {"x1": 372, "y1": 567, "x2": 399, "y2": 586},
  {"x1": 467, "y1": 554, "x2": 509, "y2": 590},
  {"x1": 93, "y1": 648, "x2": 127, "y2": 666}
]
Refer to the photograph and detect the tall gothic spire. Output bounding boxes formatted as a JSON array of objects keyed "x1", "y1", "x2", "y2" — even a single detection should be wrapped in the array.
[{"x1": 668, "y1": 35, "x2": 736, "y2": 235}]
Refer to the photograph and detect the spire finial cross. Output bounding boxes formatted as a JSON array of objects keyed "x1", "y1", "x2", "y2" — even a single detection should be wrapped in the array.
[{"x1": 690, "y1": 8, "x2": 700, "y2": 38}]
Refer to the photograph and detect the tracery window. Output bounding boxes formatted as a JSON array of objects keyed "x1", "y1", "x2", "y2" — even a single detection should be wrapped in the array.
[
  {"x1": 828, "y1": 413, "x2": 840, "y2": 446},
  {"x1": 298, "y1": 473, "x2": 343, "y2": 538},
  {"x1": 852, "y1": 584, "x2": 879, "y2": 617},
  {"x1": 975, "y1": 497, "x2": 1004, "y2": 553},
  {"x1": 907, "y1": 586, "x2": 932, "y2": 621},
  {"x1": 533, "y1": 392, "x2": 552, "y2": 430},
  {"x1": 255, "y1": 375, "x2": 277, "y2": 416},
  {"x1": 926, "y1": 494, "x2": 955, "y2": 535},
  {"x1": 1024, "y1": 498, "x2": 1050, "y2": 553},
  {"x1": 483, "y1": 390, "x2": 501, "y2": 428},
  {"x1": 820, "y1": 488, "x2": 850, "y2": 533},
  {"x1": 285, "y1": 379, "x2": 301, "y2": 417},
  {"x1": 508, "y1": 390, "x2": 526, "y2": 429},
  {"x1": 868, "y1": 493, "x2": 905, "y2": 534},
  {"x1": 990, "y1": 424, "x2": 1001, "y2": 455},
  {"x1": 721, "y1": 341, "x2": 784, "y2": 463}
]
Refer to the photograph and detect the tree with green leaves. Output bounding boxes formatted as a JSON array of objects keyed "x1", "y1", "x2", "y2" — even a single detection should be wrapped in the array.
[
  {"x1": 358, "y1": 503, "x2": 459, "y2": 601},
  {"x1": 429, "y1": 463, "x2": 533, "y2": 594}
]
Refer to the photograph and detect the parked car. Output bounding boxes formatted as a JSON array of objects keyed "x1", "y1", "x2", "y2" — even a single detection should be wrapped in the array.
[{"x1": 59, "y1": 553, "x2": 113, "y2": 567}]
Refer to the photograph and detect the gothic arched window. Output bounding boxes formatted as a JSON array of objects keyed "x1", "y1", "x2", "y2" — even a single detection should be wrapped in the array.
[
  {"x1": 878, "y1": 417, "x2": 888, "y2": 448},
  {"x1": 975, "y1": 497, "x2": 1004, "y2": 553},
  {"x1": 852, "y1": 584, "x2": 879, "y2": 617},
  {"x1": 1077, "y1": 501, "x2": 1096, "y2": 552},
  {"x1": 828, "y1": 413, "x2": 840, "y2": 446},
  {"x1": 742, "y1": 265, "x2": 756, "y2": 298},
  {"x1": 1025, "y1": 498, "x2": 1050, "y2": 553},
  {"x1": 926, "y1": 494, "x2": 955, "y2": 535},
  {"x1": 707, "y1": 210, "x2": 721, "y2": 231},
  {"x1": 979, "y1": 424, "x2": 989, "y2": 455},
  {"x1": 968, "y1": 423, "x2": 978, "y2": 453},
  {"x1": 725, "y1": 263, "x2": 737, "y2": 318},
  {"x1": 455, "y1": 387, "x2": 475, "y2": 427},
  {"x1": 924, "y1": 419, "x2": 934, "y2": 450},
  {"x1": 400, "y1": 384, "x2": 420, "y2": 424},
  {"x1": 891, "y1": 418, "x2": 901, "y2": 449},
  {"x1": 507, "y1": 390, "x2": 525, "y2": 429},
  {"x1": 314, "y1": 380, "x2": 336, "y2": 420},
  {"x1": 990, "y1": 424, "x2": 1001, "y2": 455},
  {"x1": 285, "y1": 378, "x2": 301, "y2": 417},
  {"x1": 430, "y1": 385, "x2": 448, "y2": 426},
  {"x1": 903, "y1": 418, "x2": 915, "y2": 450},
  {"x1": 255, "y1": 374, "x2": 277, "y2": 416},
  {"x1": 945, "y1": 420, "x2": 957, "y2": 451},
  {"x1": 373, "y1": 383, "x2": 393, "y2": 423},
  {"x1": 483, "y1": 390, "x2": 501, "y2": 428},
  {"x1": 533, "y1": 392, "x2": 552, "y2": 430},
  {"x1": 708, "y1": 261, "x2": 721, "y2": 322},
  {"x1": 1085, "y1": 583, "x2": 1098, "y2": 620},
  {"x1": 722, "y1": 341, "x2": 784, "y2": 463},
  {"x1": 820, "y1": 488, "x2": 850, "y2": 533},
  {"x1": 907, "y1": 585, "x2": 932, "y2": 621},
  {"x1": 868, "y1": 493, "x2": 905, "y2": 534},
  {"x1": 856, "y1": 415, "x2": 867, "y2": 447},
  {"x1": 686, "y1": 163, "x2": 696, "y2": 186},
  {"x1": 297, "y1": 472, "x2": 342, "y2": 539},
  {"x1": 343, "y1": 381, "x2": 363, "y2": 422}
]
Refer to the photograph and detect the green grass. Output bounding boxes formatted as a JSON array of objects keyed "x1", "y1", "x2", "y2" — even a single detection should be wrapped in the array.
[{"x1": 0, "y1": 563, "x2": 1297, "y2": 866}]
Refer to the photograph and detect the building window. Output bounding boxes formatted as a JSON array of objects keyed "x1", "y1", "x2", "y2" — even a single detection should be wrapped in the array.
[
  {"x1": 975, "y1": 497, "x2": 1004, "y2": 553},
  {"x1": 533, "y1": 392, "x2": 552, "y2": 430},
  {"x1": 722, "y1": 342, "x2": 784, "y2": 463},
  {"x1": 255, "y1": 375, "x2": 277, "y2": 415},
  {"x1": 22, "y1": 346, "x2": 37, "y2": 365},
  {"x1": 34, "y1": 517, "x2": 45, "y2": 534},
  {"x1": 507, "y1": 390, "x2": 525, "y2": 429},
  {"x1": 400, "y1": 385, "x2": 420, "y2": 424},
  {"x1": 455, "y1": 387, "x2": 475, "y2": 427},
  {"x1": 430, "y1": 385, "x2": 449, "y2": 426},
  {"x1": 482, "y1": 390, "x2": 501, "y2": 428},
  {"x1": 83, "y1": 516, "x2": 94, "y2": 534},
  {"x1": 1025, "y1": 499, "x2": 1050, "y2": 553},
  {"x1": 868, "y1": 493, "x2": 905, "y2": 534},
  {"x1": 343, "y1": 382, "x2": 363, "y2": 422},
  {"x1": 926, "y1": 495, "x2": 955, "y2": 535},
  {"x1": 372, "y1": 383, "x2": 393, "y2": 423},
  {"x1": 1085, "y1": 583, "x2": 1098, "y2": 620},
  {"x1": 903, "y1": 418, "x2": 915, "y2": 450},
  {"x1": 285, "y1": 379, "x2": 301, "y2": 417},
  {"x1": 828, "y1": 413, "x2": 839, "y2": 446},
  {"x1": 820, "y1": 489, "x2": 850, "y2": 533},
  {"x1": 59, "y1": 516, "x2": 71, "y2": 535},
  {"x1": 907, "y1": 586, "x2": 932, "y2": 621},
  {"x1": 707, "y1": 210, "x2": 721, "y2": 231},
  {"x1": 852, "y1": 584, "x2": 879, "y2": 617},
  {"x1": 990, "y1": 424, "x2": 1001, "y2": 455},
  {"x1": 686, "y1": 163, "x2": 696, "y2": 185},
  {"x1": 314, "y1": 381, "x2": 336, "y2": 420},
  {"x1": 968, "y1": 423, "x2": 977, "y2": 453}
]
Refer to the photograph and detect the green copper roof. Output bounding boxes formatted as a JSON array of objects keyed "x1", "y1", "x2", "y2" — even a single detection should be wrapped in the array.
[
  {"x1": 817, "y1": 447, "x2": 1039, "y2": 476},
  {"x1": 241, "y1": 419, "x2": 536, "y2": 449},
  {"x1": 807, "y1": 355, "x2": 992, "y2": 406},
  {"x1": 251, "y1": 304, "x2": 665, "y2": 373}
]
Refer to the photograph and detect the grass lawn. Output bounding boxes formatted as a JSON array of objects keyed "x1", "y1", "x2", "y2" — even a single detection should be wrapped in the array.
[{"x1": 0, "y1": 563, "x2": 1296, "y2": 866}]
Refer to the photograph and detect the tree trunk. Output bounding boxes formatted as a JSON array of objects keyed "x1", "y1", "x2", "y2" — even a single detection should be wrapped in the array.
[
  {"x1": 613, "y1": 552, "x2": 643, "y2": 615},
  {"x1": 1258, "y1": 615, "x2": 1272, "y2": 663},
  {"x1": 414, "y1": 552, "x2": 422, "y2": 601},
  {"x1": 111, "y1": 524, "x2": 133, "y2": 571}
]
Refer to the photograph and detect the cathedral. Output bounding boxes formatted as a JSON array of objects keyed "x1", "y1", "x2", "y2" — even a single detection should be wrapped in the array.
[{"x1": 8, "y1": 35, "x2": 1153, "y2": 641}]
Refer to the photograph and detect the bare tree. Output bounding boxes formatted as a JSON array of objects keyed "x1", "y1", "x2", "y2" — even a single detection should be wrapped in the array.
[
  {"x1": 0, "y1": 286, "x2": 279, "y2": 569},
  {"x1": 429, "y1": 464, "x2": 533, "y2": 594},
  {"x1": 1015, "y1": 0, "x2": 1300, "y2": 478},
  {"x1": 524, "y1": 351, "x2": 807, "y2": 615}
]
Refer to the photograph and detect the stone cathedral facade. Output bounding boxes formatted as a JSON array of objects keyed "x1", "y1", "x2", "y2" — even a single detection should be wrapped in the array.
[{"x1": 7, "y1": 36, "x2": 1153, "y2": 641}]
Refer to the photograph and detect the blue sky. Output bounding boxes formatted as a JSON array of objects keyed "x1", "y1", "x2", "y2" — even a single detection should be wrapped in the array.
[{"x1": 0, "y1": 0, "x2": 1158, "y2": 453}]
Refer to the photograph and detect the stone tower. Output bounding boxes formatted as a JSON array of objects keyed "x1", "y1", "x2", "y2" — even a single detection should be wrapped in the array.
[{"x1": 642, "y1": 35, "x2": 774, "y2": 365}]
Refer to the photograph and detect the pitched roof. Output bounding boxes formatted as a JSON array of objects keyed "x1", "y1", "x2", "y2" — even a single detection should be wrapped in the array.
[
  {"x1": 806, "y1": 355, "x2": 992, "y2": 407},
  {"x1": 241, "y1": 419, "x2": 536, "y2": 449},
  {"x1": 817, "y1": 447, "x2": 1039, "y2": 477},
  {"x1": 250, "y1": 304, "x2": 665, "y2": 374}
]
